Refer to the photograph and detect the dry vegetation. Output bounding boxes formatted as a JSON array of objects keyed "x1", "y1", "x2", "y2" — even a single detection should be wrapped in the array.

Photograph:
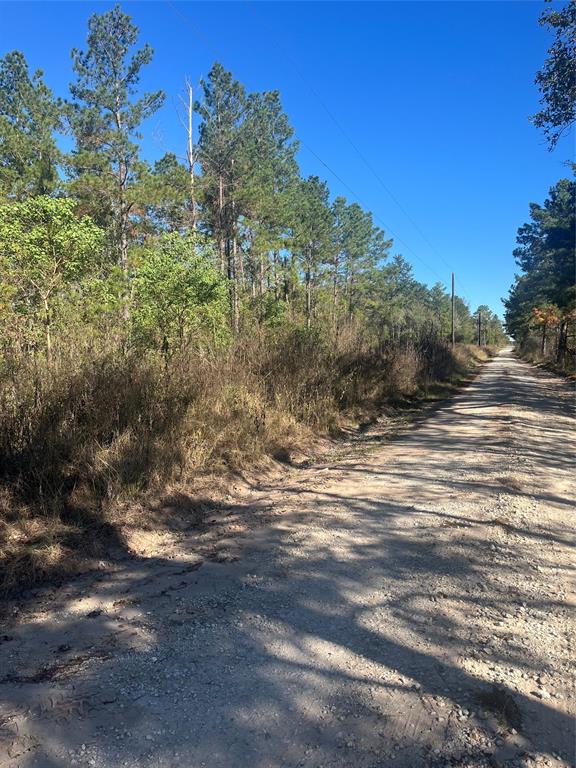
[
  {"x1": 516, "y1": 335, "x2": 576, "y2": 378},
  {"x1": 0, "y1": 333, "x2": 494, "y2": 595},
  {"x1": 0, "y1": 9, "x2": 508, "y2": 598}
]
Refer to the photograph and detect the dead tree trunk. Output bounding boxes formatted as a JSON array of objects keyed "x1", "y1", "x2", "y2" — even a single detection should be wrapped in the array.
[
  {"x1": 218, "y1": 174, "x2": 225, "y2": 274},
  {"x1": 180, "y1": 79, "x2": 197, "y2": 232}
]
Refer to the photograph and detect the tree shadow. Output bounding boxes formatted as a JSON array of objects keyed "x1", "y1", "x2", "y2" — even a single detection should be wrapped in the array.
[
  {"x1": 0, "y1": 351, "x2": 573, "y2": 767},
  {"x1": 1, "y1": 486, "x2": 573, "y2": 766}
]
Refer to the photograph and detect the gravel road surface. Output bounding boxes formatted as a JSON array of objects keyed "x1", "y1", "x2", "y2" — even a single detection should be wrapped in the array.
[{"x1": 1, "y1": 349, "x2": 574, "y2": 768}]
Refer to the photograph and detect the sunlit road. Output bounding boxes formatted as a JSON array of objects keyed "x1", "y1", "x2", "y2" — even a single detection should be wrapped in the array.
[{"x1": 1, "y1": 349, "x2": 574, "y2": 768}]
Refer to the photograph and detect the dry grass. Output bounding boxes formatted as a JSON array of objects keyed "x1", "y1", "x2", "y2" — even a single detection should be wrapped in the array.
[
  {"x1": 517, "y1": 335, "x2": 575, "y2": 377},
  {"x1": 0, "y1": 330, "x2": 495, "y2": 595}
]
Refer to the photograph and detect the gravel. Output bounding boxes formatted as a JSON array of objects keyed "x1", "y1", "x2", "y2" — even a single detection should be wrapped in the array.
[{"x1": 0, "y1": 349, "x2": 574, "y2": 768}]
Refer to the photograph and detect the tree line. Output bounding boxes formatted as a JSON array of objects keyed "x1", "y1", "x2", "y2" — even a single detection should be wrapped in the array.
[
  {"x1": 505, "y1": 1, "x2": 575, "y2": 369},
  {"x1": 504, "y1": 178, "x2": 575, "y2": 365},
  {"x1": 0, "y1": 5, "x2": 505, "y2": 362},
  {"x1": 0, "y1": 4, "x2": 509, "y2": 594}
]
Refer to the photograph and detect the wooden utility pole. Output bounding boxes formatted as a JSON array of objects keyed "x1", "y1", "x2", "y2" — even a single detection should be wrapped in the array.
[
  {"x1": 451, "y1": 273, "x2": 455, "y2": 348},
  {"x1": 477, "y1": 309, "x2": 482, "y2": 347}
]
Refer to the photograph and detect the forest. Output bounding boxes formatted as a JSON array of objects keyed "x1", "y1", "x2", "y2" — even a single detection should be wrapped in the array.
[
  {"x1": 1, "y1": 5, "x2": 574, "y2": 766},
  {"x1": 0, "y1": 6, "x2": 506, "y2": 588},
  {"x1": 504, "y1": 1, "x2": 576, "y2": 371},
  {"x1": 505, "y1": 177, "x2": 575, "y2": 368}
]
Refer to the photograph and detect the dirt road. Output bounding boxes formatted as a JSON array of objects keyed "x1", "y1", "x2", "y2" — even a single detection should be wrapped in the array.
[{"x1": 1, "y1": 349, "x2": 574, "y2": 768}]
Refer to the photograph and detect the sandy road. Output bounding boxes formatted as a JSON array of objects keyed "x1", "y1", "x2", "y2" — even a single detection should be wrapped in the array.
[{"x1": 0, "y1": 349, "x2": 574, "y2": 768}]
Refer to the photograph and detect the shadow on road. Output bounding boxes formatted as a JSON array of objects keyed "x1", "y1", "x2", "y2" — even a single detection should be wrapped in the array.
[{"x1": 0, "y1": 351, "x2": 574, "y2": 767}]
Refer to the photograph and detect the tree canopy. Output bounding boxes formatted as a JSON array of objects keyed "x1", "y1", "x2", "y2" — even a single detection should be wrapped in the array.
[
  {"x1": 532, "y1": 0, "x2": 576, "y2": 149},
  {"x1": 504, "y1": 178, "x2": 575, "y2": 362},
  {"x1": 0, "y1": 7, "x2": 506, "y2": 365}
]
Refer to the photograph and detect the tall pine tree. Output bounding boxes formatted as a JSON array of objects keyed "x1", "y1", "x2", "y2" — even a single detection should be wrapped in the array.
[{"x1": 67, "y1": 5, "x2": 164, "y2": 319}]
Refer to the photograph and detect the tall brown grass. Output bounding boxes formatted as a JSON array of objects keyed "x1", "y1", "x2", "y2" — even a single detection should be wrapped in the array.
[{"x1": 0, "y1": 330, "x2": 490, "y2": 595}]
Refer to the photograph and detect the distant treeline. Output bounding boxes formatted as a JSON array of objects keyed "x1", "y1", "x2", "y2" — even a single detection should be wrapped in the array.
[
  {"x1": 0, "y1": 6, "x2": 503, "y2": 357},
  {"x1": 504, "y1": 1, "x2": 575, "y2": 371},
  {"x1": 505, "y1": 178, "x2": 575, "y2": 369},
  {"x1": 0, "y1": 6, "x2": 509, "y2": 592}
]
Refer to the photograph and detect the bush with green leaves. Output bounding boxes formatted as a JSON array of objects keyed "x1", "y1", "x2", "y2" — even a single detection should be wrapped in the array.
[
  {"x1": 131, "y1": 232, "x2": 229, "y2": 355},
  {"x1": 0, "y1": 196, "x2": 104, "y2": 356}
]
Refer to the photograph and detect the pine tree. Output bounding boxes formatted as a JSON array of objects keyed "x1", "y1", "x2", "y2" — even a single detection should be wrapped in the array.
[
  {"x1": 291, "y1": 176, "x2": 333, "y2": 328},
  {"x1": 533, "y1": 0, "x2": 576, "y2": 149},
  {"x1": 238, "y1": 90, "x2": 298, "y2": 311},
  {"x1": 0, "y1": 51, "x2": 61, "y2": 199},
  {"x1": 67, "y1": 5, "x2": 164, "y2": 319},
  {"x1": 196, "y1": 63, "x2": 247, "y2": 331},
  {"x1": 505, "y1": 178, "x2": 575, "y2": 361}
]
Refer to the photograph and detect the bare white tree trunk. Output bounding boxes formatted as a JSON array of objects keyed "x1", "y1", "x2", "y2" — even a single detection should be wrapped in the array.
[{"x1": 182, "y1": 79, "x2": 196, "y2": 232}]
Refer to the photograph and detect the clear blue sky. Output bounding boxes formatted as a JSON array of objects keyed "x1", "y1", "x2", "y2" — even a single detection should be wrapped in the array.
[{"x1": 1, "y1": 1, "x2": 573, "y2": 316}]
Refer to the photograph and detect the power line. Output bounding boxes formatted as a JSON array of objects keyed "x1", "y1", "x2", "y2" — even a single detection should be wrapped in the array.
[
  {"x1": 164, "y1": 0, "x2": 220, "y2": 58},
  {"x1": 299, "y1": 140, "x2": 445, "y2": 283},
  {"x1": 244, "y1": 0, "x2": 476, "y2": 301},
  {"x1": 164, "y1": 0, "x2": 475, "y2": 304}
]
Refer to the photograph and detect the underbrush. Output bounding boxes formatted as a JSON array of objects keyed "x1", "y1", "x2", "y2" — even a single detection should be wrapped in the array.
[
  {"x1": 515, "y1": 336, "x2": 576, "y2": 377},
  {"x1": 0, "y1": 331, "x2": 495, "y2": 595}
]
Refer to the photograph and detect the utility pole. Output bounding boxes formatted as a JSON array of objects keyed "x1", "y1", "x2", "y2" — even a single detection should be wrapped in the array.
[
  {"x1": 477, "y1": 309, "x2": 482, "y2": 347},
  {"x1": 451, "y1": 273, "x2": 455, "y2": 348}
]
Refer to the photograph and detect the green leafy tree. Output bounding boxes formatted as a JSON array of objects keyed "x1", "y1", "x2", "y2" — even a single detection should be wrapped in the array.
[
  {"x1": 0, "y1": 51, "x2": 61, "y2": 200},
  {"x1": 131, "y1": 232, "x2": 229, "y2": 355},
  {"x1": 532, "y1": 0, "x2": 576, "y2": 149},
  {"x1": 0, "y1": 196, "x2": 103, "y2": 357}
]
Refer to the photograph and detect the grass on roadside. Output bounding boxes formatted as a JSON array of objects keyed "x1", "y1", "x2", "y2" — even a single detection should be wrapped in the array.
[{"x1": 0, "y1": 333, "x2": 497, "y2": 597}]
